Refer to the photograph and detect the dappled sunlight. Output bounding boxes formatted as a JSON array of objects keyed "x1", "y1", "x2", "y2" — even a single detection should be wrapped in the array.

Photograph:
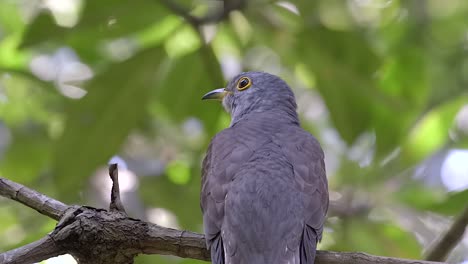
[
  {"x1": 182, "y1": 117, "x2": 204, "y2": 142},
  {"x1": 45, "y1": 254, "x2": 77, "y2": 264},
  {"x1": 164, "y1": 25, "x2": 201, "y2": 58},
  {"x1": 29, "y1": 48, "x2": 91, "y2": 99},
  {"x1": 101, "y1": 37, "x2": 138, "y2": 62},
  {"x1": 1, "y1": 225, "x2": 25, "y2": 247},
  {"x1": 441, "y1": 149, "x2": 468, "y2": 191},
  {"x1": 244, "y1": 46, "x2": 281, "y2": 75},
  {"x1": 455, "y1": 104, "x2": 468, "y2": 136},
  {"x1": 296, "y1": 90, "x2": 327, "y2": 122},
  {"x1": 347, "y1": 132, "x2": 375, "y2": 168},
  {"x1": 147, "y1": 207, "x2": 180, "y2": 229},
  {"x1": 276, "y1": 2, "x2": 299, "y2": 15},
  {"x1": 349, "y1": 0, "x2": 401, "y2": 28},
  {"x1": 219, "y1": 54, "x2": 242, "y2": 80},
  {"x1": 44, "y1": 0, "x2": 82, "y2": 27}
]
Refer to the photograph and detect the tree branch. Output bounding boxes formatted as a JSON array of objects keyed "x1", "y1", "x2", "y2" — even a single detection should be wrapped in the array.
[
  {"x1": 316, "y1": 251, "x2": 442, "y2": 264},
  {"x1": 0, "y1": 236, "x2": 64, "y2": 264},
  {"x1": 425, "y1": 205, "x2": 468, "y2": 261},
  {"x1": 0, "y1": 177, "x2": 445, "y2": 264},
  {"x1": 0, "y1": 177, "x2": 67, "y2": 220}
]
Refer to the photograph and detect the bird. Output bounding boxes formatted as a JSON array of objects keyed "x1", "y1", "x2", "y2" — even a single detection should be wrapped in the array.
[{"x1": 201, "y1": 71, "x2": 329, "y2": 264}]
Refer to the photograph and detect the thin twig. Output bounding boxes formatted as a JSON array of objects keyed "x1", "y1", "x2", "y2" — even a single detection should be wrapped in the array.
[
  {"x1": 0, "y1": 177, "x2": 67, "y2": 220},
  {"x1": 425, "y1": 205, "x2": 468, "y2": 261},
  {"x1": 108, "y1": 163, "x2": 127, "y2": 213}
]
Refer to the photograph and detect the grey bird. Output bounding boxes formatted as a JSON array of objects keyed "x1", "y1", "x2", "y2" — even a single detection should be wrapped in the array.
[{"x1": 201, "y1": 72, "x2": 329, "y2": 264}]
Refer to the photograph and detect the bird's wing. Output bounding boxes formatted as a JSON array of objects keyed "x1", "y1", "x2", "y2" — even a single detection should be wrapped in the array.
[
  {"x1": 201, "y1": 129, "x2": 255, "y2": 264},
  {"x1": 200, "y1": 138, "x2": 225, "y2": 264},
  {"x1": 280, "y1": 128, "x2": 329, "y2": 264}
]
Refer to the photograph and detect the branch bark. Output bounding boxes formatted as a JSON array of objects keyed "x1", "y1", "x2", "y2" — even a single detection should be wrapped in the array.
[
  {"x1": 0, "y1": 236, "x2": 64, "y2": 264},
  {"x1": 425, "y1": 205, "x2": 468, "y2": 261},
  {"x1": 0, "y1": 177, "x2": 66, "y2": 220},
  {"x1": 0, "y1": 176, "x2": 446, "y2": 264}
]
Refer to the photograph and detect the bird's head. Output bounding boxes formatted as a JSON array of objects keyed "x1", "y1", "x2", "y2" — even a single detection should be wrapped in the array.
[{"x1": 202, "y1": 71, "x2": 298, "y2": 125}]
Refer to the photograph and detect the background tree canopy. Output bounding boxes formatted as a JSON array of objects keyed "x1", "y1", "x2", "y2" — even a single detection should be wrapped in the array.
[{"x1": 0, "y1": 0, "x2": 467, "y2": 263}]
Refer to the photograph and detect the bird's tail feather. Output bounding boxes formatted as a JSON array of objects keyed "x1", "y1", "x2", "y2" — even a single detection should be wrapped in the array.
[
  {"x1": 300, "y1": 225, "x2": 318, "y2": 264},
  {"x1": 210, "y1": 233, "x2": 225, "y2": 264}
]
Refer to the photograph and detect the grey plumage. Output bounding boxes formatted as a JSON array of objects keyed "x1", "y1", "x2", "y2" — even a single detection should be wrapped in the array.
[{"x1": 201, "y1": 72, "x2": 329, "y2": 264}]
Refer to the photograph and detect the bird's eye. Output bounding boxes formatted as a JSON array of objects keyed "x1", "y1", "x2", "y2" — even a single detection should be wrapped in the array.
[{"x1": 237, "y1": 77, "x2": 252, "y2": 91}]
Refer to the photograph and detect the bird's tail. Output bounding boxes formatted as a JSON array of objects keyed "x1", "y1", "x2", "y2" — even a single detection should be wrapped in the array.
[
  {"x1": 210, "y1": 233, "x2": 225, "y2": 264},
  {"x1": 299, "y1": 225, "x2": 318, "y2": 264}
]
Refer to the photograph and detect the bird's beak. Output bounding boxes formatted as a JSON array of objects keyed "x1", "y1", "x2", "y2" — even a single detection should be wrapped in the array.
[{"x1": 202, "y1": 88, "x2": 227, "y2": 101}]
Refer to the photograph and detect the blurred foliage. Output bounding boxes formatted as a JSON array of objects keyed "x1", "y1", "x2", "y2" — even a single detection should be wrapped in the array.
[{"x1": 0, "y1": 0, "x2": 468, "y2": 263}]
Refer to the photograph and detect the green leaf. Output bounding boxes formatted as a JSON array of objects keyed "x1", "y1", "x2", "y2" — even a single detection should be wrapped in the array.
[
  {"x1": 373, "y1": 47, "x2": 428, "y2": 155},
  {"x1": 22, "y1": 0, "x2": 167, "y2": 47},
  {"x1": 331, "y1": 218, "x2": 421, "y2": 258},
  {"x1": 396, "y1": 182, "x2": 446, "y2": 211},
  {"x1": 0, "y1": 72, "x2": 60, "y2": 184},
  {"x1": 401, "y1": 95, "x2": 468, "y2": 164},
  {"x1": 0, "y1": 127, "x2": 51, "y2": 184},
  {"x1": 139, "y1": 173, "x2": 203, "y2": 231},
  {"x1": 425, "y1": 189, "x2": 468, "y2": 216},
  {"x1": 166, "y1": 160, "x2": 191, "y2": 185},
  {"x1": 297, "y1": 26, "x2": 379, "y2": 144},
  {"x1": 0, "y1": 1, "x2": 24, "y2": 34},
  {"x1": 396, "y1": 182, "x2": 468, "y2": 216},
  {"x1": 151, "y1": 49, "x2": 224, "y2": 136},
  {"x1": 20, "y1": 11, "x2": 68, "y2": 48},
  {"x1": 164, "y1": 25, "x2": 201, "y2": 58},
  {"x1": 52, "y1": 47, "x2": 164, "y2": 200},
  {"x1": 0, "y1": 204, "x2": 21, "y2": 249},
  {"x1": 0, "y1": 71, "x2": 59, "y2": 125},
  {"x1": 20, "y1": 0, "x2": 169, "y2": 62}
]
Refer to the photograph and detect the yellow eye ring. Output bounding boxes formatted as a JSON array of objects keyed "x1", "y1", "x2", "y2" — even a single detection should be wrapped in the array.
[{"x1": 237, "y1": 77, "x2": 252, "y2": 91}]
